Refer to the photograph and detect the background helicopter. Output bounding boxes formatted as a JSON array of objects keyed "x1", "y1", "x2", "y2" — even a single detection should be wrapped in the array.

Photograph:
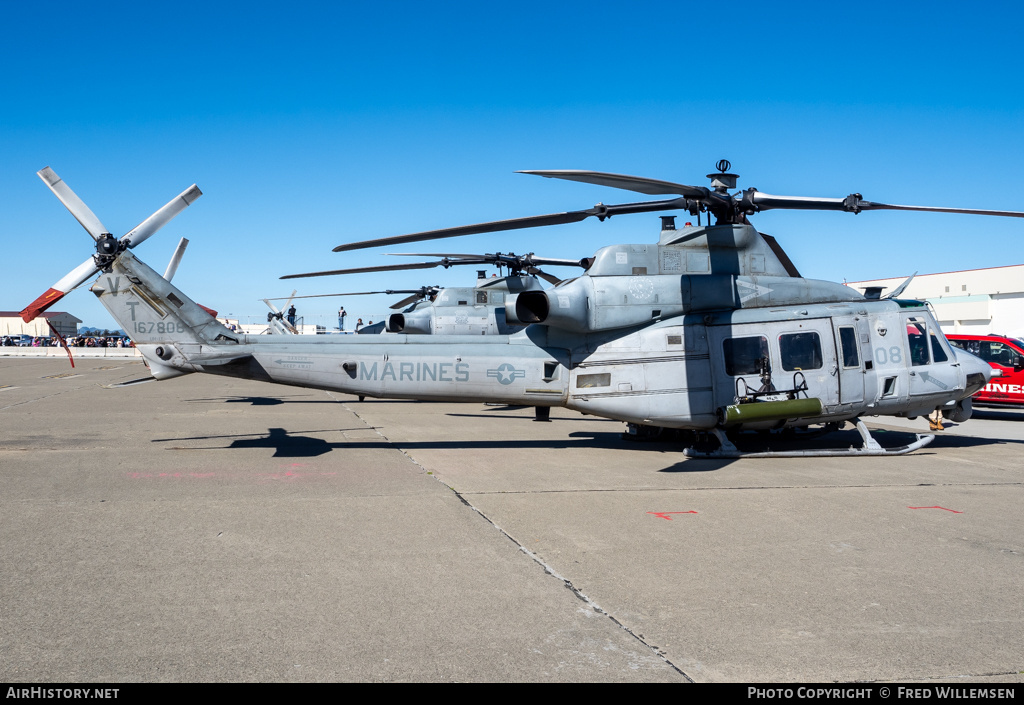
[
  {"x1": 20, "y1": 163, "x2": 1017, "y2": 457},
  {"x1": 280, "y1": 251, "x2": 586, "y2": 335}
]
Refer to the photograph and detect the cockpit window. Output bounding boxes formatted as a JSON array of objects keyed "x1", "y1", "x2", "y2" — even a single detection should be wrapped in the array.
[
  {"x1": 838, "y1": 326, "x2": 859, "y2": 368},
  {"x1": 907, "y1": 317, "x2": 949, "y2": 365},
  {"x1": 906, "y1": 318, "x2": 929, "y2": 366},
  {"x1": 929, "y1": 329, "x2": 948, "y2": 363}
]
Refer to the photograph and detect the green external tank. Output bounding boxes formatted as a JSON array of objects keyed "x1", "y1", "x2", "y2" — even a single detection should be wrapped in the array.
[{"x1": 718, "y1": 398, "x2": 823, "y2": 426}]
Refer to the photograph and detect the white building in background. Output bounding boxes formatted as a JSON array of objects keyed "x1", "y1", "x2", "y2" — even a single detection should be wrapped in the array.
[
  {"x1": 0, "y1": 311, "x2": 82, "y2": 338},
  {"x1": 216, "y1": 316, "x2": 320, "y2": 335},
  {"x1": 847, "y1": 264, "x2": 1024, "y2": 337}
]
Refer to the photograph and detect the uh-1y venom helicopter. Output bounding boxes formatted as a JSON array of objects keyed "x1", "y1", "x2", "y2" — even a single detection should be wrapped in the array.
[
  {"x1": 20, "y1": 162, "x2": 1016, "y2": 457},
  {"x1": 279, "y1": 251, "x2": 587, "y2": 336}
]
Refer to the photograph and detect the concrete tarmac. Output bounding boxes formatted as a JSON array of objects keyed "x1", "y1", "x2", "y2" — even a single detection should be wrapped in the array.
[{"x1": 1, "y1": 358, "x2": 1022, "y2": 683}]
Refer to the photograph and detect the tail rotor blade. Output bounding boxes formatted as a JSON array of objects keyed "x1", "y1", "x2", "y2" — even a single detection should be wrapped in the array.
[
  {"x1": 163, "y1": 238, "x2": 190, "y2": 281},
  {"x1": 120, "y1": 184, "x2": 202, "y2": 249},
  {"x1": 37, "y1": 167, "x2": 110, "y2": 241},
  {"x1": 19, "y1": 257, "x2": 100, "y2": 322}
]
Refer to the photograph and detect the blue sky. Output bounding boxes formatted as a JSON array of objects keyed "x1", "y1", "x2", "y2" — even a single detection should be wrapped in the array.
[{"x1": 3, "y1": 1, "x2": 1023, "y2": 329}]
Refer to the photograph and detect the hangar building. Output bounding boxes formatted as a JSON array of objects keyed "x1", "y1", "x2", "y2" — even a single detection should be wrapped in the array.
[
  {"x1": 847, "y1": 264, "x2": 1024, "y2": 337},
  {"x1": 0, "y1": 311, "x2": 82, "y2": 338}
]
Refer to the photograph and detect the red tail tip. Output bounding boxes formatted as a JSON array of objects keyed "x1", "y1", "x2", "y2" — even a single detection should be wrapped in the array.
[{"x1": 20, "y1": 288, "x2": 64, "y2": 323}]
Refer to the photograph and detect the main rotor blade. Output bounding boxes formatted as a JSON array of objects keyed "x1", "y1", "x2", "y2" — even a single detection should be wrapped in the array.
[
  {"x1": 332, "y1": 198, "x2": 689, "y2": 252},
  {"x1": 858, "y1": 202, "x2": 1024, "y2": 218},
  {"x1": 332, "y1": 210, "x2": 597, "y2": 252},
  {"x1": 519, "y1": 170, "x2": 710, "y2": 199},
  {"x1": 19, "y1": 256, "x2": 100, "y2": 322},
  {"x1": 387, "y1": 252, "x2": 586, "y2": 268},
  {"x1": 37, "y1": 167, "x2": 110, "y2": 241},
  {"x1": 281, "y1": 261, "x2": 450, "y2": 279},
  {"x1": 749, "y1": 191, "x2": 1024, "y2": 218},
  {"x1": 120, "y1": 184, "x2": 202, "y2": 249}
]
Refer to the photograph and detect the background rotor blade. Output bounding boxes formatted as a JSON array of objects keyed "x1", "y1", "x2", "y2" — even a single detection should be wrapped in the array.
[
  {"x1": 885, "y1": 272, "x2": 918, "y2": 299},
  {"x1": 385, "y1": 252, "x2": 486, "y2": 258},
  {"x1": 37, "y1": 167, "x2": 110, "y2": 241},
  {"x1": 281, "y1": 261, "x2": 446, "y2": 279},
  {"x1": 390, "y1": 293, "x2": 426, "y2": 309},
  {"x1": 120, "y1": 184, "x2": 202, "y2": 249},
  {"x1": 265, "y1": 289, "x2": 436, "y2": 300},
  {"x1": 523, "y1": 255, "x2": 588, "y2": 268},
  {"x1": 527, "y1": 267, "x2": 562, "y2": 285},
  {"x1": 519, "y1": 170, "x2": 709, "y2": 199},
  {"x1": 19, "y1": 257, "x2": 100, "y2": 322},
  {"x1": 267, "y1": 291, "x2": 384, "y2": 300}
]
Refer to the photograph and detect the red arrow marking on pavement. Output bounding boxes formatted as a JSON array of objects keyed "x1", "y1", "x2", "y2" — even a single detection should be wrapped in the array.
[
  {"x1": 908, "y1": 506, "x2": 963, "y2": 513},
  {"x1": 647, "y1": 511, "x2": 698, "y2": 520}
]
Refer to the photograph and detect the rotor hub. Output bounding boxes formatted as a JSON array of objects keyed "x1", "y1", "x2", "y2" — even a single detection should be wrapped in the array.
[{"x1": 93, "y1": 233, "x2": 123, "y2": 271}]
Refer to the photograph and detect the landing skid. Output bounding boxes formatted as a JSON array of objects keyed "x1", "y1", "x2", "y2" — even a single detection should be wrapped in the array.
[{"x1": 683, "y1": 419, "x2": 934, "y2": 458}]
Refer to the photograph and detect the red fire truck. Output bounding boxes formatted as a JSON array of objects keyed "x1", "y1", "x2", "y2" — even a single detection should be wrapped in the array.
[{"x1": 946, "y1": 334, "x2": 1024, "y2": 405}]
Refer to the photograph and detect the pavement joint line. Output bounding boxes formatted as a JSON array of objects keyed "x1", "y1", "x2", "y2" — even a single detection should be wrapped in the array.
[
  {"x1": 0, "y1": 363, "x2": 145, "y2": 412},
  {"x1": 456, "y1": 481, "x2": 1024, "y2": 495},
  {"x1": 335, "y1": 392, "x2": 694, "y2": 682},
  {"x1": 0, "y1": 384, "x2": 92, "y2": 413}
]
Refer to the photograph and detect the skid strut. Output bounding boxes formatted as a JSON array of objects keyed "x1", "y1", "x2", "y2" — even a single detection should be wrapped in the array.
[{"x1": 683, "y1": 419, "x2": 934, "y2": 458}]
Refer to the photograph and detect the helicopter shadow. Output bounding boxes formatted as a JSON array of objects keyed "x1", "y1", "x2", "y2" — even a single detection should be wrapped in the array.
[
  {"x1": 152, "y1": 426, "x2": 732, "y2": 467},
  {"x1": 153, "y1": 427, "x2": 368, "y2": 457},
  {"x1": 924, "y1": 432, "x2": 1024, "y2": 449},
  {"x1": 184, "y1": 395, "x2": 346, "y2": 406},
  {"x1": 971, "y1": 407, "x2": 1024, "y2": 422}
]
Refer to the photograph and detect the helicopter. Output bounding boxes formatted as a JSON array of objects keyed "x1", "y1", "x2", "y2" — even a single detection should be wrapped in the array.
[
  {"x1": 20, "y1": 162, "x2": 1015, "y2": 457},
  {"x1": 279, "y1": 251, "x2": 587, "y2": 336}
]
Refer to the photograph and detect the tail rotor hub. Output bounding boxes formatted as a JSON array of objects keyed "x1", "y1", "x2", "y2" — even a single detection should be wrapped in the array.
[{"x1": 93, "y1": 233, "x2": 123, "y2": 271}]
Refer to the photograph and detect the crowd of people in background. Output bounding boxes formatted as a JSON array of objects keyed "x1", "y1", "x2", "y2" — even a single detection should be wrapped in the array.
[{"x1": 1, "y1": 335, "x2": 134, "y2": 348}]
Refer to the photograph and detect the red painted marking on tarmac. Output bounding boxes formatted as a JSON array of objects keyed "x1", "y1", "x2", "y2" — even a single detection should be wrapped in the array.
[
  {"x1": 127, "y1": 472, "x2": 217, "y2": 479},
  {"x1": 908, "y1": 506, "x2": 963, "y2": 513},
  {"x1": 647, "y1": 511, "x2": 698, "y2": 520},
  {"x1": 127, "y1": 470, "x2": 338, "y2": 481}
]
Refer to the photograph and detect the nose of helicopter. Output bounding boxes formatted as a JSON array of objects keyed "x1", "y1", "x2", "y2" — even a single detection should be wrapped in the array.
[{"x1": 954, "y1": 348, "x2": 993, "y2": 398}]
